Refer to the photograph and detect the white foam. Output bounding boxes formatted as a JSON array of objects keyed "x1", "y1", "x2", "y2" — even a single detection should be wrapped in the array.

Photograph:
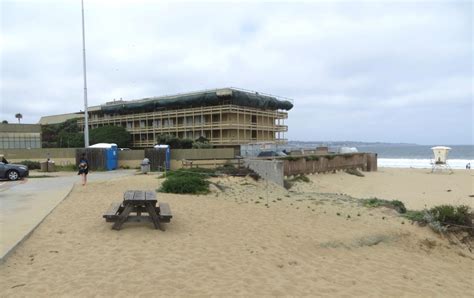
[{"x1": 379, "y1": 158, "x2": 473, "y2": 169}]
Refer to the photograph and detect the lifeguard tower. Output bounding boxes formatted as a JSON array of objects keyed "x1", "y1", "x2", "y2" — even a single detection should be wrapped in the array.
[{"x1": 431, "y1": 146, "x2": 453, "y2": 173}]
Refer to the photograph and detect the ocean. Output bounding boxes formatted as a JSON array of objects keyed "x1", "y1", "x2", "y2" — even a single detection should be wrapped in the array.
[{"x1": 356, "y1": 144, "x2": 474, "y2": 169}]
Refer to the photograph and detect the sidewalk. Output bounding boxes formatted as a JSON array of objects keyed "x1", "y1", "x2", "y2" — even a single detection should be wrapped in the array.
[{"x1": 0, "y1": 170, "x2": 136, "y2": 262}]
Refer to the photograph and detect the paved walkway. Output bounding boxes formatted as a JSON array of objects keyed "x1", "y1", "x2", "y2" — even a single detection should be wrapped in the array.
[{"x1": 0, "y1": 170, "x2": 136, "y2": 261}]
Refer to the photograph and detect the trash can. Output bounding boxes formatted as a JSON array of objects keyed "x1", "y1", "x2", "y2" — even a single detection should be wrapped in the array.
[{"x1": 141, "y1": 158, "x2": 150, "y2": 174}]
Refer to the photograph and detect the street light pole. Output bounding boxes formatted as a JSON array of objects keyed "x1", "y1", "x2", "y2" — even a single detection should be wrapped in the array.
[{"x1": 81, "y1": 0, "x2": 90, "y2": 147}]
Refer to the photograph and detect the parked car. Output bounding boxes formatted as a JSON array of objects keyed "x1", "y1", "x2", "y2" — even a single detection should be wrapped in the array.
[{"x1": 0, "y1": 162, "x2": 29, "y2": 181}]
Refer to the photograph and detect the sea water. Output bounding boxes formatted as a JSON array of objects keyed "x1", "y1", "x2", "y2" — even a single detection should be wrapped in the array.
[{"x1": 357, "y1": 144, "x2": 474, "y2": 169}]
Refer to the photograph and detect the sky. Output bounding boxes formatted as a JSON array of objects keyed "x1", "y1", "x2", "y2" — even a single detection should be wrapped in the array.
[{"x1": 1, "y1": 0, "x2": 473, "y2": 145}]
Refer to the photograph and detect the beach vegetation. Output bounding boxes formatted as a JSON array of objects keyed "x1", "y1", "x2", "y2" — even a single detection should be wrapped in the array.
[
  {"x1": 305, "y1": 155, "x2": 320, "y2": 161},
  {"x1": 159, "y1": 170, "x2": 210, "y2": 194},
  {"x1": 429, "y1": 205, "x2": 471, "y2": 227},
  {"x1": 281, "y1": 156, "x2": 300, "y2": 161},
  {"x1": 291, "y1": 174, "x2": 310, "y2": 183},
  {"x1": 404, "y1": 210, "x2": 426, "y2": 222},
  {"x1": 362, "y1": 198, "x2": 407, "y2": 214}
]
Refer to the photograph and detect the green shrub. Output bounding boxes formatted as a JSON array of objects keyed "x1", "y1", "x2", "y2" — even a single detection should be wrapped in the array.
[
  {"x1": 429, "y1": 205, "x2": 471, "y2": 226},
  {"x1": 362, "y1": 198, "x2": 407, "y2": 214},
  {"x1": 281, "y1": 156, "x2": 301, "y2": 161},
  {"x1": 403, "y1": 205, "x2": 472, "y2": 234},
  {"x1": 160, "y1": 174, "x2": 209, "y2": 194},
  {"x1": 404, "y1": 210, "x2": 426, "y2": 222},
  {"x1": 305, "y1": 155, "x2": 320, "y2": 161},
  {"x1": 390, "y1": 200, "x2": 407, "y2": 214},
  {"x1": 20, "y1": 160, "x2": 40, "y2": 170}
]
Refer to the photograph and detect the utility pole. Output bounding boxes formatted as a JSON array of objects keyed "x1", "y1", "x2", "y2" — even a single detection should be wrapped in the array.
[{"x1": 81, "y1": 0, "x2": 90, "y2": 147}]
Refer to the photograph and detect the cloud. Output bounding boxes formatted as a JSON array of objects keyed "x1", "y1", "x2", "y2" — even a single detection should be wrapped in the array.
[{"x1": 0, "y1": 0, "x2": 472, "y2": 143}]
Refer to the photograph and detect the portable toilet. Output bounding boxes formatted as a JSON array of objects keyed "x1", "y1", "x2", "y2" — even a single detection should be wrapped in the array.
[
  {"x1": 153, "y1": 144, "x2": 170, "y2": 171},
  {"x1": 88, "y1": 143, "x2": 118, "y2": 170}
]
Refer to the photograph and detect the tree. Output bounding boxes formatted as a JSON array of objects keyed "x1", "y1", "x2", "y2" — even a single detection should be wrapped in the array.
[
  {"x1": 15, "y1": 113, "x2": 23, "y2": 123},
  {"x1": 90, "y1": 125, "x2": 131, "y2": 148},
  {"x1": 1, "y1": 120, "x2": 8, "y2": 124},
  {"x1": 156, "y1": 134, "x2": 193, "y2": 149},
  {"x1": 41, "y1": 118, "x2": 83, "y2": 148}
]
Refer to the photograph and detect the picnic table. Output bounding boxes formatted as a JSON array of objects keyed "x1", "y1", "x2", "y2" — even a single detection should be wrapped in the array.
[{"x1": 103, "y1": 190, "x2": 172, "y2": 231}]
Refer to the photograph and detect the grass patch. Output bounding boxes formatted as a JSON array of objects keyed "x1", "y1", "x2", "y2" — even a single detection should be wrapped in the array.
[
  {"x1": 362, "y1": 198, "x2": 407, "y2": 214},
  {"x1": 284, "y1": 174, "x2": 310, "y2": 189},
  {"x1": 404, "y1": 210, "x2": 426, "y2": 222}
]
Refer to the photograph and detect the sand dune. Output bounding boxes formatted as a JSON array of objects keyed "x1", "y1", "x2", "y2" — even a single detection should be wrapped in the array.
[{"x1": 1, "y1": 170, "x2": 472, "y2": 296}]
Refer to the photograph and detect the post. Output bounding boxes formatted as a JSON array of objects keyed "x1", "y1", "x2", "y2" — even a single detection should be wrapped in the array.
[{"x1": 81, "y1": 0, "x2": 90, "y2": 147}]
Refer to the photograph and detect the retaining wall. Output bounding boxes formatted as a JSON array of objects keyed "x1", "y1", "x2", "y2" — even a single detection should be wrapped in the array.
[
  {"x1": 244, "y1": 159, "x2": 284, "y2": 187},
  {"x1": 282, "y1": 153, "x2": 377, "y2": 176}
]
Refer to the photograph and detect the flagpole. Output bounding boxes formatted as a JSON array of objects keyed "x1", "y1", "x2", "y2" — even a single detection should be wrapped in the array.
[{"x1": 81, "y1": 0, "x2": 90, "y2": 147}]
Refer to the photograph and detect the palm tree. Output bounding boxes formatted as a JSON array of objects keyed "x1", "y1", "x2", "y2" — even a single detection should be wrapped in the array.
[{"x1": 15, "y1": 113, "x2": 22, "y2": 123}]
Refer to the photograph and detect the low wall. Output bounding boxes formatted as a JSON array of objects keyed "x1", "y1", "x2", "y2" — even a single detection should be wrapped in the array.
[
  {"x1": 282, "y1": 153, "x2": 377, "y2": 176},
  {"x1": 0, "y1": 148, "x2": 77, "y2": 165},
  {"x1": 244, "y1": 159, "x2": 284, "y2": 187},
  {"x1": 117, "y1": 150, "x2": 145, "y2": 168},
  {"x1": 171, "y1": 148, "x2": 235, "y2": 160}
]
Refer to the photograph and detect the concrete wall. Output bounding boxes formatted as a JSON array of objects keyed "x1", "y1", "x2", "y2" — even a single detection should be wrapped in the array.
[
  {"x1": 117, "y1": 150, "x2": 145, "y2": 168},
  {"x1": 244, "y1": 158, "x2": 284, "y2": 187},
  {"x1": 0, "y1": 148, "x2": 77, "y2": 165},
  {"x1": 171, "y1": 148, "x2": 235, "y2": 160},
  {"x1": 1, "y1": 147, "x2": 238, "y2": 170},
  {"x1": 281, "y1": 153, "x2": 377, "y2": 176}
]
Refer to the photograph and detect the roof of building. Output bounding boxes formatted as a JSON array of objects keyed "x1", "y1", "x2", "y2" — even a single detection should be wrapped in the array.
[
  {"x1": 38, "y1": 113, "x2": 84, "y2": 125},
  {"x1": 100, "y1": 87, "x2": 294, "y2": 114}
]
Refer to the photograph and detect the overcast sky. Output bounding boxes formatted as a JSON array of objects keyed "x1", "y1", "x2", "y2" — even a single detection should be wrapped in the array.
[{"x1": 1, "y1": 0, "x2": 472, "y2": 144}]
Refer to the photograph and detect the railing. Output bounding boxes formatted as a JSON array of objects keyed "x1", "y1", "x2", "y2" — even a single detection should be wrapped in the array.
[{"x1": 81, "y1": 104, "x2": 289, "y2": 126}]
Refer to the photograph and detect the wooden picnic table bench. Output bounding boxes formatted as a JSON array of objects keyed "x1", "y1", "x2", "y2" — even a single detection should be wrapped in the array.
[{"x1": 102, "y1": 190, "x2": 172, "y2": 231}]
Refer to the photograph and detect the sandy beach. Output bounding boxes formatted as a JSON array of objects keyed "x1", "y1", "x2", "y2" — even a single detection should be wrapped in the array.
[{"x1": 1, "y1": 168, "x2": 473, "y2": 296}]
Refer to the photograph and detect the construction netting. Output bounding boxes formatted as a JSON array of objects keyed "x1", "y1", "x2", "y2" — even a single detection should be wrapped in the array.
[{"x1": 101, "y1": 89, "x2": 293, "y2": 114}]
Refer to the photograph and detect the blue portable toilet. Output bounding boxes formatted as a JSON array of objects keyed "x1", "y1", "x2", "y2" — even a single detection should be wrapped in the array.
[
  {"x1": 89, "y1": 143, "x2": 118, "y2": 170},
  {"x1": 154, "y1": 144, "x2": 170, "y2": 171}
]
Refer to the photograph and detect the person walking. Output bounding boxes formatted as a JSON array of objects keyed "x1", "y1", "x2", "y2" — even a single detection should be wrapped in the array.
[{"x1": 78, "y1": 153, "x2": 89, "y2": 186}]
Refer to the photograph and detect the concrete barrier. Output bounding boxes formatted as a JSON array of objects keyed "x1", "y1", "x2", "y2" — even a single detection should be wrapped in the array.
[{"x1": 244, "y1": 159, "x2": 284, "y2": 187}]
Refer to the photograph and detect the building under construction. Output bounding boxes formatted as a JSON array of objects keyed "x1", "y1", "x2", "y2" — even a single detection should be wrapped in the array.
[{"x1": 77, "y1": 88, "x2": 293, "y2": 148}]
